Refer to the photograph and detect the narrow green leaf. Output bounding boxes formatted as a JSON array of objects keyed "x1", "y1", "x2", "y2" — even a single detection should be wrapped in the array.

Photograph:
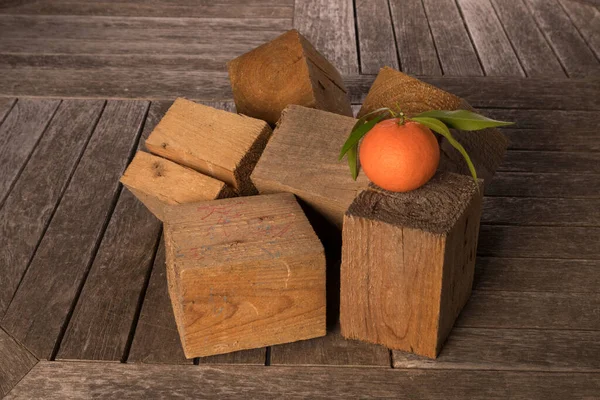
[
  {"x1": 339, "y1": 114, "x2": 385, "y2": 160},
  {"x1": 347, "y1": 145, "x2": 359, "y2": 180},
  {"x1": 414, "y1": 109, "x2": 514, "y2": 131},
  {"x1": 411, "y1": 116, "x2": 478, "y2": 187}
]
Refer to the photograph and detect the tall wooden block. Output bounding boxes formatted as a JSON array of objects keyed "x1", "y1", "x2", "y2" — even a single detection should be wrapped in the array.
[
  {"x1": 227, "y1": 29, "x2": 353, "y2": 126},
  {"x1": 119, "y1": 151, "x2": 234, "y2": 221},
  {"x1": 251, "y1": 105, "x2": 369, "y2": 229},
  {"x1": 340, "y1": 173, "x2": 483, "y2": 358},
  {"x1": 145, "y1": 98, "x2": 272, "y2": 195},
  {"x1": 358, "y1": 67, "x2": 508, "y2": 185},
  {"x1": 163, "y1": 193, "x2": 326, "y2": 358}
]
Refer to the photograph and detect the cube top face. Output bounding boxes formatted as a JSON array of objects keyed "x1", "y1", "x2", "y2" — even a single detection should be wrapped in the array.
[
  {"x1": 251, "y1": 105, "x2": 369, "y2": 227},
  {"x1": 357, "y1": 67, "x2": 461, "y2": 118},
  {"x1": 145, "y1": 98, "x2": 272, "y2": 191},
  {"x1": 163, "y1": 193, "x2": 324, "y2": 272},
  {"x1": 347, "y1": 173, "x2": 481, "y2": 234}
]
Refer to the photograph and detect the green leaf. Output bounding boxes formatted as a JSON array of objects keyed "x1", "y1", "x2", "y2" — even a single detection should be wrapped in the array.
[
  {"x1": 414, "y1": 109, "x2": 514, "y2": 131},
  {"x1": 411, "y1": 116, "x2": 478, "y2": 187},
  {"x1": 347, "y1": 145, "x2": 359, "y2": 180},
  {"x1": 339, "y1": 109, "x2": 389, "y2": 160}
]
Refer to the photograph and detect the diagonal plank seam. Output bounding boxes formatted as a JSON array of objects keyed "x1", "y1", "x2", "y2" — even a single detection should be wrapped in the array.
[
  {"x1": 486, "y1": 0, "x2": 528, "y2": 76},
  {"x1": 451, "y1": 0, "x2": 486, "y2": 75}
]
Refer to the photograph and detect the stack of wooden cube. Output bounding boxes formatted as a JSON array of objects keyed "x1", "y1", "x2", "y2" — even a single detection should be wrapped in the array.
[{"x1": 120, "y1": 29, "x2": 507, "y2": 359}]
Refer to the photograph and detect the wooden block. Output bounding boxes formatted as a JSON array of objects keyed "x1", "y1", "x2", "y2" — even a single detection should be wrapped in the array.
[
  {"x1": 163, "y1": 193, "x2": 326, "y2": 358},
  {"x1": 340, "y1": 172, "x2": 483, "y2": 359},
  {"x1": 251, "y1": 105, "x2": 369, "y2": 229},
  {"x1": 358, "y1": 67, "x2": 509, "y2": 185},
  {"x1": 227, "y1": 29, "x2": 353, "y2": 126},
  {"x1": 145, "y1": 98, "x2": 272, "y2": 195},
  {"x1": 120, "y1": 151, "x2": 234, "y2": 221}
]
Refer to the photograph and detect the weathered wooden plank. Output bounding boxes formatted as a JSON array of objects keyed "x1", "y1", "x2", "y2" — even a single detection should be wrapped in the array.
[
  {"x1": 499, "y1": 151, "x2": 600, "y2": 174},
  {"x1": 394, "y1": 328, "x2": 600, "y2": 371},
  {"x1": 389, "y1": 0, "x2": 441, "y2": 75},
  {"x1": 479, "y1": 225, "x2": 600, "y2": 259},
  {"x1": 482, "y1": 197, "x2": 600, "y2": 226},
  {"x1": 293, "y1": 0, "x2": 359, "y2": 74},
  {"x1": 355, "y1": 0, "x2": 398, "y2": 73},
  {"x1": 505, "y1": 129, "x2": 599, "y2": 152},
  {"x1": 0, "y1": 0, "x2": 294, "y2": 18},
  {"x1": 0, "y1": 99, "x2": 104, "y2": 317},
  {"x1": 7, "y1": 362, "x2": 600, "y2": 399},
  {"x1": 487, "y1": 172, "x2": 600, "y2": 198},
  {"x1": 0, "y1": 328, "x2": 37, "y2": 398},
  {"x1": 458, "y1": 290, "x2": 600, "y2": 330},
  {"x1": 559, "y1": 0, "x2": 600, "y2": 59},
  {"x1": 483, "y1": 109, "x2": 596, "y2": 130},
  {"x1": 345, "y1": 76, "x2": 600, "y2": 111},
  {"x1": 0, "y1": 97, "x2": 15, "y2": 124},
  {"x1": 474, "y1": 257, "x2": 600, "y2": 293},
  {"x1": 490, "y1": 0, "x2": 566, "y2": 77},
  {"x1": 1, "y1": 100, "x2": 148, "y2": 360},
  {"x1": 0, "y1": 99, "x2": 60, "y2": 205},
  {"x1": 457, "y1": 0, "x2": 524, "y2": 76},
  {"x1": 524, "y1": 0, "x2": 600, "y2": 77},
  {"x1": 422, "y1": 0, "x2": 483, "y2": 75}
]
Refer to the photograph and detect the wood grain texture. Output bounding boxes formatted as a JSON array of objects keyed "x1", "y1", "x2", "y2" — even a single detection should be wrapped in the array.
[
  {"x1": 505, "y1": 129, "x2": 599, "y2": 152},
  {"x1": 457, "y1": 0, "x2": 524, "y2": 76},
  {"x1": 293, "y1": 0, "x2": 359, "y2": 74},
  {"x1": 491, "y1": 0, "x2": 566, "y2": 77},
  {"x1": 355, "y1": 0, "x2": 399, "y2": 73},
  {"x1": 0, "y1": 328, "x2": 37, "y2": 398},
  {"x1": 0, "y1": 99, "x2": 105, "y2": 317},
  {"x1": 1, "y1": 100, "x2": 148, "y2": 359},
  {"x1": 7, "y1": 362, "x2": 600, "y2": 399},
  {"x1": 524, "y1": 0, "x2": 600, "y2": 77},
  {"x1": 499, "y1": 151, "x2": 600, "y2": 174},
  {"x1": 389, "y1": 0, "x2": 442, "y2": 75},
  {"x1": 559, "y1": 0, "x2": 600, "y2": 59},
  {"x1": 483, "y1": 109, "x2": 597, "y2": 130},
  {"x1": 0, "y1": 97, "x2": 15, "y2": 125},
  {"x1": 0, "y1": 98, "x2": 60, "y2": 205},
  {"x1": 474, "y1": 257, "x2": 600, "y2": 293},
  {"x1": 487, "y1": 172, "x2": 600, "y2": 198},
  {"x1": 393, "y1": 328, "x2": 600, "y2": 371},
  {"x1": 422, "y1": 0, "x2": 483, "y2": 75}
]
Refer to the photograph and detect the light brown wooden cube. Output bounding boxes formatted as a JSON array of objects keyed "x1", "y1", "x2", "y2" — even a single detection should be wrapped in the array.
[
  {"x1": 145, "y1": 98, "x2": 272, "y2": 195},
  {"x1": 340, "y1": 173, "x2": 483, "y2": 358},
  {"x1": 227, "y1": 29, "x2": 353, "y2": 126},
  {"x1": 358, "y1": 67, "x2": 508, "y2": 186},
  {"x1": 163, "y1": 193, "x2": 326, "y2": 358},
  {"x1": 120, "y1": 151, "x2": 234, "y2": 221}
]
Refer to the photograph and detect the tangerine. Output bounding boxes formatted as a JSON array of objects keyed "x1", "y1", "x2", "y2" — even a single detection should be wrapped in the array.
[{"x1": 359, "y1": 119, "x2": 440, "y2": 192}]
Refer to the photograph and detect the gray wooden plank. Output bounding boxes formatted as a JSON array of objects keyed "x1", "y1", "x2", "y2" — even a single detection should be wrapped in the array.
[
  {"x1": 270, "y1": 325, "x2": 390, "y2": 366},
  {"x1": 487, "y1": 172, "x2": 600, "y2": 198},
  {"x1": 499, "y1": 151, "x2": 600, "y2": 174},
  {"x1": 474, "y1": 257, "x2": 600, "y2": 293},
  {"x1": 0, "y1": 98, "x2": 60, "y2": 205},
  {"x1": 389, "y1": 0, "x2": 442, "y2": 75},
  {"x1": 505, "y1": 129, "x2": 599, "y2": 152},
  {"x1": 525, "y1": 0, "x2": 600, "y2": 77},
  {"x1": 355, "y1": 0, "x2": 399, "y2": 73},
  {"x1": 0, "y1": 97, "x2": 15, "y2": 123},
  {"x1": 293, "y1": 0, "x2": 359, "y2": 74},
  {"x1": 1, "y1": 100, "x2": 148, "y2": 360},
  {"x1": 491, "y1": 0, "x2": 566, "y2": 77},
  {"x1": 7, "y1": 362, "x2": 600, "y2": 399},
  {"x1": 560, "y1": 0, "x2": 600, "y2": 59},
  {"x1": 422, "y1": 0, "x2": 483, "y2": 75},
  {"x1": 0, "y1": 328, "x2": 37, "y2": 398},
  {"x1": 457, "y1": 0, "x2": 525, "y2": 76},
  {"x1": 458, "y1": 290, "x2": 600, "y2": 330},
  {"x1": 393, "y1": 328, "x2": 600, "y2": 371},
  {"x1": 482, "y1": 197, "x2": 600, "y2": 226},
  {"x1": 0, "y1": 99, "x2": 105, "y2": 317},
  {"x1": 478, "y1": 225, "x2": 600, "y2": 259},
  {"x1": 483, "y1": 109, "x2": 596, "y2": 130}
]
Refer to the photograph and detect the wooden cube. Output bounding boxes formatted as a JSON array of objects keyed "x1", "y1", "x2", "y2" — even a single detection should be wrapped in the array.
[
  {"x1": 340, "y1": 173, "x2": 483, "y2": 358},
  {"x1": 120, "y1": 151, "x2": 234, "y2": 221},
  {"x1": 251, "y1": 105, "x2": 369, "y2": 229},
  {"x1": 163, "y1": 193, "x2": 326, "y2": 358},
  {"x1": 358, "y1": 67, "x2": 508, "y2": 185},
  {"x1": 227, "y1": 29, "x2": 353, "y2": 126},
  {"x1": 145, "y1": 98, "x2": 272, "y2": 195}
]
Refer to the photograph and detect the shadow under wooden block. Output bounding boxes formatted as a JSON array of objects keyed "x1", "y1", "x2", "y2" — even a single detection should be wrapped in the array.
[
  {"x1": 340, "y1": 172, "x2": 483, "y2": 359},
  {"x1": 145, "y1": 98, "x2": 272, "y2": 195},
  {"x1": 227, "y1": 29, "x2": 353, "y2": 126},
  {"x1": 163, "y1": 193, "x2": 326, "y2": 358},
  {"x1": 120, "y1": 151, "x2": 234, "y2": 221},
  {"x1": 358, "y1": 67, "x2": 508, "y2": 186}
]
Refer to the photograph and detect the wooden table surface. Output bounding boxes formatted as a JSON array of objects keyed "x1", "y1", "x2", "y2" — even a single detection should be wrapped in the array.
[{"x1": 0, "y1": 0, "x2": 599, "y2": 398}]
